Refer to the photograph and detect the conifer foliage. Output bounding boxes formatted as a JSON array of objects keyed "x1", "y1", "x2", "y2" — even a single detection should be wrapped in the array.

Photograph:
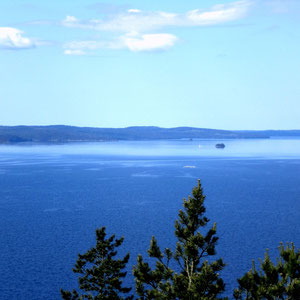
[
  {"x1": 133, "y1": 180, "x2": 226, "y2": 299},
  {"x1": 61, "y1": 180, "x2": 300, "y2": 299},
  {"x1": 60, "y1": 227, "x2": 133, "y2": 300},
  {"x1": 234, "y1": 243, "x2": 300, "y2": 299}
]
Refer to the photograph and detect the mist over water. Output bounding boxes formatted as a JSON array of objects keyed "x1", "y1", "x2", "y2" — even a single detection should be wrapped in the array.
[
  {"x1": 1, "y1": 138, "x2": 300, "y2": 159},
  {"x1": 1, "y1": 139, "x2": 300, "y2": 299}
]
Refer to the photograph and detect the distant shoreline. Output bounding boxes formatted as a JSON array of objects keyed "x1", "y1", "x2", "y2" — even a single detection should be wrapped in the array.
[{"x1": 0, "y1": 125, "x2": 300, "y2": 144}]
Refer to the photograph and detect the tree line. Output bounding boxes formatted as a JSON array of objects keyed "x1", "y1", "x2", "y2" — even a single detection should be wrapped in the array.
[{"x1": 61, "y1": 180, "x2": 300, "y2": 299}]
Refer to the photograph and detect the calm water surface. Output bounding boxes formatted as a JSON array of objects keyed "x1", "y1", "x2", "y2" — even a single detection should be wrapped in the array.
[{"x1": 1, "y1": 139, "x2": 300, "y2": 299}]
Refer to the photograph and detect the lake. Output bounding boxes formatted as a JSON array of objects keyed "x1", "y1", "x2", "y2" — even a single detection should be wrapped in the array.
[{"x1": 1, "y1": 138, "x2": 300, "y2": 299}]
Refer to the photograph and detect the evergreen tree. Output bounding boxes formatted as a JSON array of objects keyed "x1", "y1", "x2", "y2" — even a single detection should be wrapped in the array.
[
  {"x1": 61, "y1": 227, "x2": 133, "y2": 300},
  {"x1": 133, "y1": 180, "x2": 226, "y2": 299},
  {"x1": 234, "y1": 243, "x2": 300, "y2": 300}
]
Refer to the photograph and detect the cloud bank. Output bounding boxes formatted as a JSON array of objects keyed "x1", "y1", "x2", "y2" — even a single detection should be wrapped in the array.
[
  {"x1": 0, "y1": 27, "x2": 35, "y2": 50},
  {"x1": 62, "y1": 0, "x2": 251, "y2": 54},
  {"x1": 62, "y1": 1, "x2": 251, "y2": 32},
  {"x1": 63, "y1": 32, "x2": 178, "y2": 54}
]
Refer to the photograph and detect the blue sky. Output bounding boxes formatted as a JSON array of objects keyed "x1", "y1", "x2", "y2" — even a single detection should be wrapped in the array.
[{"x1": 0, "y1": 0, "x2": 299, "y2": 129}]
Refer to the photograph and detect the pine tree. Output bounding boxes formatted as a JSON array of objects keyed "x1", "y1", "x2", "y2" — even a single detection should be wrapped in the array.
[
  {"x1": 133, "y1": 180, "x2": 226, "y2": 299},
  {"x1": 61, "y1": 227, "x2": 133, "y2": 300},
  {"x1": 234, "y1": 243, "x2": 300, "y2": 299}
]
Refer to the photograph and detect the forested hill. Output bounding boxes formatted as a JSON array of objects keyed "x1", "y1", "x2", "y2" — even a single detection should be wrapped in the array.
[{"x1": 0, "y1": 125, "x2": 299, "y2": 143}]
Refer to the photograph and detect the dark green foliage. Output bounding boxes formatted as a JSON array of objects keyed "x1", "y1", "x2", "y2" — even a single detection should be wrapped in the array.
[
  {"x1": 61, "y1": 227, "x2": 133, "y2": 300},
  {"x1": 61, "y1": 180, "x2": 300, "y2": 299},
  {"x1": 133, "y1": 180, "x2": 226, "y2": 299},
  {"x1": 234, "y1": 243, "x2": 300, "y2": 300}
]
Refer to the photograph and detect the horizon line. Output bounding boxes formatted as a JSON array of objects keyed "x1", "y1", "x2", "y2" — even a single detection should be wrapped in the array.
[{"x1": 1, "y1": 124, "x2": 300, "y2": 131}]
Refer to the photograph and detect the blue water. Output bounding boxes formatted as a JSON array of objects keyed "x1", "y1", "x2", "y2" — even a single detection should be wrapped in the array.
[{"x1": 1, "y1": 139, "x2": 300, "y2": 299}]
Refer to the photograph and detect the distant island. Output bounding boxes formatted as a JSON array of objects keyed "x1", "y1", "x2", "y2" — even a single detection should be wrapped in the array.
[{"x1": 0, "y1": 125, "x2": 300, "y2": 144}]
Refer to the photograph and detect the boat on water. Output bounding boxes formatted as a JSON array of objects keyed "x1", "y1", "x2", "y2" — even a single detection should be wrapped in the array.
[{"x1": 215, "y1": 143, "x2": 225, "y2": 149}]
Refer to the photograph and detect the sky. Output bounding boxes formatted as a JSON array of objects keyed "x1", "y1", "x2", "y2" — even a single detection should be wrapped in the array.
[{"x1": 0, "y1": 0, "x2": 299, "y2": 130}]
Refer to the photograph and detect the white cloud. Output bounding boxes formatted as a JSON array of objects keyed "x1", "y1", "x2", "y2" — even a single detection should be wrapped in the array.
[
  {"x1": 121, "y1": 33, "x2": 177, "y2": 52},
  {"x1": 128, "y1": 9, "x2": 142, "y2": 14},
  {"x1": 63, "y1": 33, "x2": 178, "y2": 53},
  {"x1": 61, "y1": 15, "x2": 83, "y2": 30},
  {"x1": 63, "y1": 41, "x2": 100, "y2": 55},
  {"x1": 64, "y1": 15, "x2": 78, "y2": 24},
  {"x1": 62, "y1": 1, "x2": 251, "y2": 33},
  {"x1": 0, "y1": 27, "x2": 35, "y2": 49},
  {"x1": 61, "y1": 1, "x2": 251, "y2": 54},
  {"x1": 64, "y1": 49, "x2": 86, "y2": 55},
  {"x1": 186, "y1": 1, "x2": 250, "y2": 25}
]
